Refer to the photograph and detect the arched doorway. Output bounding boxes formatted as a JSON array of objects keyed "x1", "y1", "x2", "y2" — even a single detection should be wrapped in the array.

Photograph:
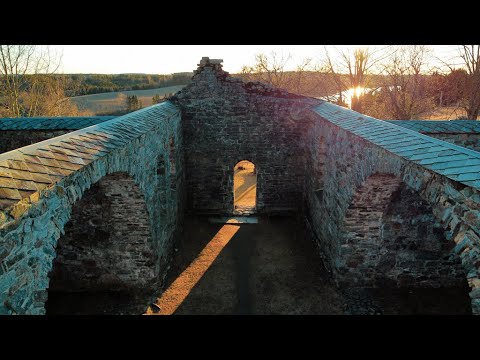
[
  {"x1": 233, "y1": 160, "x2": 257, "y2": 215},
  {"x1": 45, "y1": 172, "x2": 156, "y2": 314}
]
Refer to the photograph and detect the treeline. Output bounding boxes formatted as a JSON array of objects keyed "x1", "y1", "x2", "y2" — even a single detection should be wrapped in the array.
[
  {"x1": 236, "y1": 70, "x2": 464, "y2": 104},
  {"x1": 113, "y1": 93, "x2": 174, "y2": 116},
  {"x1": 0, "y1": 45, "x2": 92, "y2": 118},
  {"x1": 238, "y1": 47, "x2": 480, "y2": 120},
  {"x1": 234, "y1": 71, "x2": 387, "y2": 98},
  {"x1": 237, "y1": 69, "x2": 468, "y2": 119},
  {"x1": 62, "y1": 72, "x2": 192, "y2": 97}
]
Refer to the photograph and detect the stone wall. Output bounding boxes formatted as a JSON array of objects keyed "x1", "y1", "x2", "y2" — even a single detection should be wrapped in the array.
[
  {"x1": 342, "y1": 174, "x2": 465, "y2": 288},
  {"x1": 306, "y1": 112, "x2": 480, "y2": 313},
  {"x1": 172, "y1": 57, "x2": 319, "y2": 214},
  {"x1": 48, "y1": 173, "x2": 156, "y2": 292},
  {"x1": 0, "y1": 130, "x2": 72, "y2": 154},
  {"x1": 0, "y1": 102, "x2": 185, "y2": 314}
]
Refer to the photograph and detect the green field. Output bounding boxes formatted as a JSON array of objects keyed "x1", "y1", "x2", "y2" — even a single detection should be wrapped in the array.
[{"x1": 70, "y1": 85, "x2": 185, "y2": 115}]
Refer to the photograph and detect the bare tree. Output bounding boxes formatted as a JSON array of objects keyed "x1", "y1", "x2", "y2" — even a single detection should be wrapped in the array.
[
  {"x1": 37, "y1": 75, "x2": 92, "y2": 116},
  {"x1": 458, "y1": 45, "x2": 480, "y2": 120},
  {"x1": 0, "y1": 45, "x2": 85, "y2": 117},
  {"x1": 319, "y1": 46, "x2": 387, "y2": 112},
  {"x1": 378, "y1": 45, "x2": 434, "y2": 119},
  {"x1": 239, "y1": 51, "x2": 314, "y2": 95},
  {"x1": 240, "y1": 52, "x2": 292, "y2": 89},
  {"x1": 289, "y1": 57, "x2": 313, "y2": 95},
  {"x1": 432, "y1": 45, "x2": 480, "y2": 120}
]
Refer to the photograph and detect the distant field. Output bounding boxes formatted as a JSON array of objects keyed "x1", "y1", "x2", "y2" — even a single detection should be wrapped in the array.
[{"x1": 70, "y1": 85, "x2": 185, "y2": 115}]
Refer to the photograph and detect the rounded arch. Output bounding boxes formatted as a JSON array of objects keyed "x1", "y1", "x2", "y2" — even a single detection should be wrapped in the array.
[
  {"x1": 233, "y1": 160, "x2": 257, "y2": 215},
  {"x1": 45, "y1": 171, "x2": 157, "y2": 314},
  {"x1": 341, "y1": 173, "x2": 469, "y2": 293}
]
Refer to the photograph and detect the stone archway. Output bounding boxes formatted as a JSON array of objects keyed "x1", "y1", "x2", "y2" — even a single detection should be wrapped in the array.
[
  {"x1": 45, "y1": 172, "x2": 156, "y2": 314},
  {"x1": 342, "y1": 173, "x2": 467, "y2": 287},
  {"x1": 340, "y1": 173, "x2": 471, "y2": 313}
]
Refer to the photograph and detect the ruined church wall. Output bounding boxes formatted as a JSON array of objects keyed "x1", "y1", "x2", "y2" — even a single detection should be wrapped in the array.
[
  {"x1": 47, "y1": 173, "x2": 157, "y2": 293},
  {"x1": 173, "y1": 61, "x2": 319, "y2": 214},
  {"x1": 0, "y1": 103, "x2": 185, "y2": 314},
  {"x1": 306, "y1": 115, "x2": 480, "y2": 313},
  {"x1": 341, "y1": 175, "x2": 465, "y2": 288}
]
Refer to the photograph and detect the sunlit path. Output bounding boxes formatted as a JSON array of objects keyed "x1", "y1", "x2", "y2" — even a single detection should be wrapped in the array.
[
  {"x1": 146, "y1": 216, "x2": 344, "y2": 315},
  {"x1": 145, "y1": 224, "x2": 240, "y2": 315}
]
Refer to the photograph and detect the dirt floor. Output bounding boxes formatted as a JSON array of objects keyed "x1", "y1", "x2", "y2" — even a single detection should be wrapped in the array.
[
  {"x1": 46, "y1": 215, "x2": 473, "y2": 315},
  {"x1": 46, "y1": 290, "x2": 148, "y2": 315},
  {"x1": 147, "y1": 216, "x2": 343, "y2": 315}
]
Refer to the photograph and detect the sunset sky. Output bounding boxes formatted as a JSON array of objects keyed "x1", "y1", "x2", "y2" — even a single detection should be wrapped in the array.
[{"x1": 52, "y1": 45, "x2": 461, "y2": 74}]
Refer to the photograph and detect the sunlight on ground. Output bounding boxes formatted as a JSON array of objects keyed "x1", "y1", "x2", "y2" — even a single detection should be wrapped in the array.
[{"x1": 144, "y1": 224, "x2": 240, "y2": 315}]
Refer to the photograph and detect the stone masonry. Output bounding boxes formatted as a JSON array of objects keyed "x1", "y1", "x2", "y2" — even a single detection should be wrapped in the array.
[
  {"x1": 307, "y1": 102, "x2": 480, "y2": 313},
  {"x1": 0, "y1": 130, "x2": 72, "y2": 154},
  {"x1": 171, "y1": 57, "x2": 319, "y2": 214},
  {"x1": 48, "y1": 172, "x2": 156, "y2": 293},
  {"x1": 342, "y1": 174, "x2": 465, "y2": 288},
  {"x1": 2, "y1": 58, "x2": 480, "y2": 315},
  {"x1": 0, "y1": 103, "x2": 184, "y2": 314}
]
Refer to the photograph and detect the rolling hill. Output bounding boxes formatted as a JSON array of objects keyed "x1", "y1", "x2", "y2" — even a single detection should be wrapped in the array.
[{"x1": 70, "y1": 85, "x2": 185, "y2": 115}]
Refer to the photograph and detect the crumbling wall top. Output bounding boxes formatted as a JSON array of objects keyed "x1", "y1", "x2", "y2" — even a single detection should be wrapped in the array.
[
  {"x1": 176, "y1": 57, "x2": 309, "y2": 100},
  {"x1": 198, "y1": 57, "x2": 223, "y2": 67},
  {"x1": 194, "y1": 57, "x2": 225, "y2": 76}
]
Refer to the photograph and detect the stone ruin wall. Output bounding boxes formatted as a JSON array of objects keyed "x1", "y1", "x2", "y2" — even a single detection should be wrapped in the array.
[
  {"x1": 172, "y1": 58, "x2": 320, "y2": 215},
  {"x1": 305, "y1": 116, "x2": 480, "y2": 314},
  {"x1": 48, "y1": 173, "x2": 156, "y2": 293},
  {"x1": 0, "y1": 104, "x2": 185, "y2": 314}
]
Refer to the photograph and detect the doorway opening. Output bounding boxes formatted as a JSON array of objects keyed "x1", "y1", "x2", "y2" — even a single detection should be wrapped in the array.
[{"x1": 233, "y1": 160, "x2": 256, "y2": 215}]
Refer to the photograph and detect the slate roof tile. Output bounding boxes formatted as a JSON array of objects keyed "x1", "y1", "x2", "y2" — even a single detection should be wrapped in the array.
[
  {"x1": 314, "y1": 102, "x2": 480, "y2": 191},
  {"x1": 0, "y1": 103, "x2": 180, "y2": 211},
  {"x1": 0, "y1": 116, "x2": 115, "y2": 131},
  {"x1": 388, "y1": 120, "x2": 480, "y2": 134}
]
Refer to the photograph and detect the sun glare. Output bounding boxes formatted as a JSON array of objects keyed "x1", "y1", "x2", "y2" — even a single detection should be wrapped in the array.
[
  {"x1": 353, "y1": 86, "x2": 365, "y2": 98},
  {"x1": 344, "y1": 86, "x2": 366, "y2": 108}
]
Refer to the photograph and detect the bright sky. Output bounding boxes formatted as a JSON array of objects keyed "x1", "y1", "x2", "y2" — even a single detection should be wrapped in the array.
[{"x1": 52, "y1": 45, "x2": 461, "y2": 74}]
